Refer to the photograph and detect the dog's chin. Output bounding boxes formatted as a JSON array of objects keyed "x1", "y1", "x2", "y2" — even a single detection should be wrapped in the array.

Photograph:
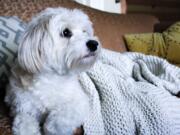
[
  {"x1": 80, "y1": 52, "x2": 97, "y2": 65},
  {"x1": 69, "y1": 53, "x2": 97, "y2": 74}
]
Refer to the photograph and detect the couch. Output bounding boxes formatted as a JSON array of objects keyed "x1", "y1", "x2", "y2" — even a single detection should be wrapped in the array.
[{"x1": 0, "y1": 0, "x2": 160, "y2": 134}]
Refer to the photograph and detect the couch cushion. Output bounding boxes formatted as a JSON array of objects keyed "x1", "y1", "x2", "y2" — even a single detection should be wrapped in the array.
[
  {"x1": 124, "y1": 33, "x2": 166, "y2": 57},
  {"x1": 0, "y1": 16, "x2": 25, "y2": 95},
  {"x1": 124, "y1": 21, "x2": 180, "y2": 66},
  {"x1": 163, "y1": 22, "x2": 180, "y2": 64}
]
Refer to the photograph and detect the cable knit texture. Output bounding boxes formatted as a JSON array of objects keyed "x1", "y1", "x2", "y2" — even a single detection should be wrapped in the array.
[{"x1": 79, "y1": 49, "x2": 180, "y2": 135}]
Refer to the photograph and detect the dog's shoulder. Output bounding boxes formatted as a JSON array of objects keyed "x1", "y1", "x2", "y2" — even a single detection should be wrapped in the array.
[{"x1": 10, "y1": 64, "x2": 33, "y2": 88}]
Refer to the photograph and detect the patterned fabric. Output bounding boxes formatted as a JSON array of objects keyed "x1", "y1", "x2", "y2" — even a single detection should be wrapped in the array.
[
  {"x1": 0, "y1": 16, "x2": 25, "y2": 92},
  {"x1": 163, "y1": 22, "x2": 180, "y2": 64},
  {"x1": 124, "y1": 22, "x2": 180, "y2": 65},
  {"x1": 79, "y1": 49, "x2": 180, "y2": 135},
  {"x1": 0, "y1": 115, "x2": 12, "y2": 135},
  {"x1": 124, "y1": 33, "x2": 166, "y2": 57}
]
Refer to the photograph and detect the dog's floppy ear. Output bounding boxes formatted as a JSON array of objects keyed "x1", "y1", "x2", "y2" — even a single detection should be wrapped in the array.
[{"x1": 18, "y1": 18, "x2": 52, "y2": 73}]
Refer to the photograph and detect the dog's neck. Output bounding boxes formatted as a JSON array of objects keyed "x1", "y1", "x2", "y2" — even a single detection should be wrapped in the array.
[
  {"x1": 38, "y1": 70, "x2": 79, "y2": 82},
  {"x1": 11, "y1": 65, "x2": 80, "y2": 89}
]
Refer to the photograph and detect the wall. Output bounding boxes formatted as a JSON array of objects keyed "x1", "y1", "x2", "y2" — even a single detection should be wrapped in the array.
[{"x1": 74, "y1": 0, "x2": 121, "y2": 14}]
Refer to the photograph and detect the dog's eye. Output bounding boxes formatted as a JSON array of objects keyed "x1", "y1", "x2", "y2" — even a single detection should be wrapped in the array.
[
  {"x1": 83, "y1": 30, "x2": 90, "y2": 36},
  {"x1": 61, "y1": 28, "x2": 72, "y2": 38}
]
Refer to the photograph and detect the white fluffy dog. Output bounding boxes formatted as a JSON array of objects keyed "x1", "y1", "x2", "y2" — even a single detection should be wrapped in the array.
[{"x1": 5, "y1": 7, "x2": 101, "y2": 135}]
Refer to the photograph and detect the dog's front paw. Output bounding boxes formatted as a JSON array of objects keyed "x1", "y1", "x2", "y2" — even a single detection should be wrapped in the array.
[
  {"x1": 43, "y1": 110, "x2": 81, "y2": 135},
  {"x1": 13, "y1": 114, "x2": 41, "y2": 135},
  {"x1": 44, "y1": 119, "x2": 74, "y2": 135}
]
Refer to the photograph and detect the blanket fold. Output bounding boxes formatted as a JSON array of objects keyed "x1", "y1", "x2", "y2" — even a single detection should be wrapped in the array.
[{"x1": 79, "y1": 49, "x2": 180, "y2": 135}]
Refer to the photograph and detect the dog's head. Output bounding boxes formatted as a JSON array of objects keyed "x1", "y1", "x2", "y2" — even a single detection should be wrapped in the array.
[{"x1": 18, "y1": 8, "x2": 101, "y2": 75}]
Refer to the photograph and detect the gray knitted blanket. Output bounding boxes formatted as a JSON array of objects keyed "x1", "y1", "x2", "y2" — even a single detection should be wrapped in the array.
[{"x1": 79, "y1": 49, "x2": 180, "y2": 135}]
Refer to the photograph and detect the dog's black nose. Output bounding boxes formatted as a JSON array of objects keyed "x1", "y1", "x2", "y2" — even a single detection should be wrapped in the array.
[{"x1": 86, "y1": 40, "x2": 98, "y2": 52}]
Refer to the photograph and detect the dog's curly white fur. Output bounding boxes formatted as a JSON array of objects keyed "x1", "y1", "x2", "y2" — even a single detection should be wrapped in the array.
[{"x1": 5, "y1": 8, "x2": 101, "y2": 135}]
